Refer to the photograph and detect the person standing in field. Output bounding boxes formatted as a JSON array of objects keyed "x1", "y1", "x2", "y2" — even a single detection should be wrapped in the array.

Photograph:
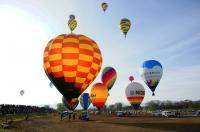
[
  {"x1": 73, "y1": 113, "x2": 76, "y2": 120},
  {"x1": 68, "y1": 114, "x2": 71, "y2": 121}
]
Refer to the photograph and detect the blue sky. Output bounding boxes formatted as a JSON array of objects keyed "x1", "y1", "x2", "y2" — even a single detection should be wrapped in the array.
[{"x1": 0, "y1": 0, "x2": 200, "y2": 108}]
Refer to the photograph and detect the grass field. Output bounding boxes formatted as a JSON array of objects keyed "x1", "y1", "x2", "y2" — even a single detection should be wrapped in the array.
[{"x1": 1, "y1": 114, "x2": 200, "y2": 132}]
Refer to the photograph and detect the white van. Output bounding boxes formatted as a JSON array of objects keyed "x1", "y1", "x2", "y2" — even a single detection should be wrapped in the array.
[{"x1": 162, "y1": 111, "x2": 176, "y2": 117}]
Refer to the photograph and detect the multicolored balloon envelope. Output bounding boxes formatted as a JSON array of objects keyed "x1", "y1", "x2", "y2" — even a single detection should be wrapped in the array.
[
  {"x1": 101, "y1": 2, "x2": 108, "y2": 12},
  {"x1": 62, "y1": 96, "x2": 79, "y2": 111},
  {"x1": 140, "y1": 60, "x2": 163, "y2": 96},
  {"x1": 80, "y1": 93, "x2": 91, "y2": 110},
  {"x1": 43, "y1": 33, "x2": 102, "y2": 103},
  {"x1": 90, "y1": 83, "x2": 108, "y2": 110},
  {"x1": 101, "y1": 66, "x2": 117, "y2": 91},
  {"x1": 119, "y1": 18, "x2": 131, "y2": 37},
  {"x1": 125, "y1": 82, "x2": 145, "y2": 110}
]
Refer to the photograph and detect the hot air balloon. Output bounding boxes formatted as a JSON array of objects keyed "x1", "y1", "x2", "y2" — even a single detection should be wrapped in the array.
[
  {"x1": 119, "y1": 18, "x2": 131, "y2": 37},
  {"x1": 69, "y1": 14, "x2": 75, "y2": 20},
  {"x1": 140, "y1": 60, "x2": 163, "y2": 96},
  {"x1": 101, "y1": 2, "x2": 108, "y2": 12},
  {"x1": 90, "y1": 83, "x2": 108, "y2": 110},
  {"x1": 125, "y1": 82, "x2": 145, "y2": 110},
  {"x1": 80, "y1": 93, "x2": 91, "y2": 110},
  {"x1": 43, "y1": 31, "x2": 102, "y2": 104},
  {"x1": 62, "y1": 96, "x2": 79, "y2": 111},
  {"x1": 129, "y1": 76, "x2": 134, "y2": 82},
  {"x1": 20, "y1": 90, "x2": 24, "y2": 96},
  {"x1": 68, "y1": 14, "x2": 77, "y2": 33},
  {"x1": 101, "y1": 66, "x2": 117, "y2": 91}
]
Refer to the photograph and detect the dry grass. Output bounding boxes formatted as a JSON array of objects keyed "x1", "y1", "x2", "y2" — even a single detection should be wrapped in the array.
[{"x1": 1, "y1": 114, "x2": 200, "y2": 132}]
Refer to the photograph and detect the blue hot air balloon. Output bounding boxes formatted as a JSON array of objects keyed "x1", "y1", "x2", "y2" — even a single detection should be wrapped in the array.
[
  {"x1": 140, "y1": 60, "x2": 163, "y2": 96},
  {"x1": 80, "y1": 93, "x2": 91, "y2": 110}
]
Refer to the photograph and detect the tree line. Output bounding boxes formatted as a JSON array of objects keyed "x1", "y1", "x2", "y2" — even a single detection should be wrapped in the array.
[
  {"x1": 144, "y1": 100, "x2": 200, "y2": 111},
  {"x1": 56, "y1": 100, "x2": 200, "y2": 112}
]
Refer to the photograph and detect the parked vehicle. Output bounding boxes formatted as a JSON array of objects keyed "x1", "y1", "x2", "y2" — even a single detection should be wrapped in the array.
[
  {"x1": 115, "y1": 111, "x2": 125, "y2": 117},
  {"x1": 79, "y1": 111, "x2": 89, "y2": 121},
  {"x1": 195, "y1": 110, "x2": 200, "y2": 117},
  {"x1": 162, "y1": 111, "x2": 176, "y2": 117},
  {"x1": 151, "y1": 111, "x2": 162, "y2": 117}
]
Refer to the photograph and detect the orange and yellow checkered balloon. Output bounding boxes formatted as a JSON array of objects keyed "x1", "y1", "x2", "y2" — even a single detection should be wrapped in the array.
[{"x1": 43, "y1": 34, "x2": 102, "y2": 102}]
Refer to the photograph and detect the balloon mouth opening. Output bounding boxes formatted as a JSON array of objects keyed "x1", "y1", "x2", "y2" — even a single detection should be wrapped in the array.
[{"x1": 152, "y1": 93, "x2": 155, "y2": 96}]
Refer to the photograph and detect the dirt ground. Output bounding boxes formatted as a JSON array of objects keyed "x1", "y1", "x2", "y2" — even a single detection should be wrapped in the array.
[{"x1": 1, "y1": 114, "x2": 200, "y2": 132}]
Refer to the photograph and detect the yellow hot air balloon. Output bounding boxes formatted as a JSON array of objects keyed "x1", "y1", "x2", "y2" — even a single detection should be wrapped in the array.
[
  {"x1": 119, "y1": 18, "x2": 131, "y2": 37},
  {"x1": 43, "y1": 33, "x2": 102, "y2": 103},
  {"x1": 68, "y1": 14, "x2": 77, "y2": 33},
  {"x1": 90, "y1": 83, "x2": 108, "y2": 110}
]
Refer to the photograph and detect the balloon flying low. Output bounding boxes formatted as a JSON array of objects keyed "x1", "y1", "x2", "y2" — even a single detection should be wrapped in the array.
[
  {"x1": 101, "y1": 66, "x2": 117, "y2": 91},
  {"x1": 140, "y1": 60, "x2": 163, "y2": 96},
  {"x1": 43, "y1": 23, "x2": 102, "y2": 103},
  {"x1": 90, "y1": 83, "x2": 108, "y2": 110},
  {"x1": 125, "y1": 82, "x2": 145, "y2": 110},
  {"x1": 80, "y1": 93, "x2": 91, "y2": 110},
  {"x1": 119, "y1": 18, "x2": 131, "y2": 38}
]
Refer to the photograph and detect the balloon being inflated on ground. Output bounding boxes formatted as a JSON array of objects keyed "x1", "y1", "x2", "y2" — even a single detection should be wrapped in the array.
[
  {"x1": 140, "y1": 60, "x2": 163, "y2": 96},
  {"x1": 43, "y1": 18, "x2": 103, "y2": 106},
  {"x1": 125, "y1": 82, "x2": 145, "y2": 110},
  {"x1": 90, "y1": 83, "x2": 108, "y2": 110},
  {"x1": 80, "y1": 93, "x2": 91, "y2": 110}
]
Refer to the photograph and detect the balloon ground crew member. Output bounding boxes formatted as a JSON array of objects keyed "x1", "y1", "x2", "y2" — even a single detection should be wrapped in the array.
[{"x1": 73, "y1": 113, "x2": 76, "y2": 120}]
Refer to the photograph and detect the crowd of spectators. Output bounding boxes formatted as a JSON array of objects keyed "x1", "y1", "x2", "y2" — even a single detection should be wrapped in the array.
[{"x1": 0, "y1": 104, "x2": 55, "y2": 115}]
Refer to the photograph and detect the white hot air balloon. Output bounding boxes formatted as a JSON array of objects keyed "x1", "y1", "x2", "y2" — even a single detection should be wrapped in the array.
[{"x1": 125, "y1": 82, "x2": 145, "y2": 110}]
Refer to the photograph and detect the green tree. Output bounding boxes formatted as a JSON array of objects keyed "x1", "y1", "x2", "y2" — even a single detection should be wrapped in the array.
[{"x1": 56, "y1": 103, "x2": 66, "y2": 112}]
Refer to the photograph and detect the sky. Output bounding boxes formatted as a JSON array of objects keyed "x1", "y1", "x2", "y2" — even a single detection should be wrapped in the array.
[{"x1": 0, "y1": 0, "x2": 200, "y2": 108}]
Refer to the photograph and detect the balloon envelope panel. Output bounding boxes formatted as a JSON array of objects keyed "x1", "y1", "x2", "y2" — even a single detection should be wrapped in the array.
[
  {"x1": 68, "y1": 19, "x2": 77, "y2": 32},
  {"x1": 62, "y1": 96, "x2": 79, "y2": 111}
]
